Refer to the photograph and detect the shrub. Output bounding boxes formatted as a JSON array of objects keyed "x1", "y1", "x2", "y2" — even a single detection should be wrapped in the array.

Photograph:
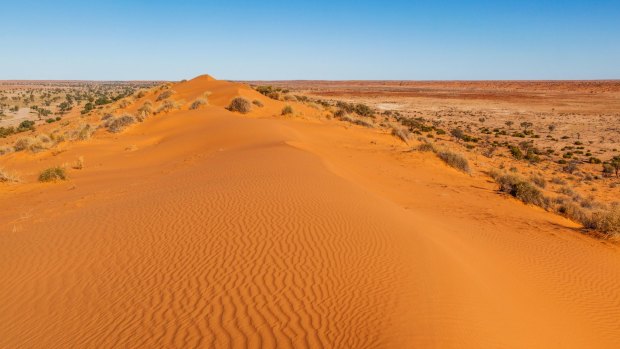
[
  {"x1": 118, "y1": 99, "x2": 131, "y2": 109},
  {"x1": 583, "y1": 208, "x2": 620, "y2": 237},
  {"x1": 391, "y1": 127, "x2": 409, "y2": 143},
  {"x1": 189, "y1": 98, "x2": 208, "y2": 110},
  {"x1": 494, "y1": 173, "x2": 546, "y2": 206},
  {"x1": 17, "y1": 120, "x2": 35, "y2": 132},
  {"x1": 437, "y1": 150, "x2": 470, "y2": 173},
  {"x1": 281, "y1": 105, "x2": 293, "y2": 116},
  {"x1": 509, "y1": 145, "x2": 523, "y2": 159},
  {"x1": 137, "y1": 102, "x2": 153, "y2": 118},
  {"x1": 417, "y1": 142, "x2": 436, "y2": 152},
  {"x1": 227, "y1": 97, "x2": 252, "y2": 114},
  {"x1": 283, "y1": 94, "x2": 297, "y2": 101},
  {"x1": 105, "y1": 115, "x2": 135, "y2": 133},
  {"x1": 38, "y1": 166, "x2": 66, "y2": 182},
  {"x1": 74, "y1": 124, "x2": 94, "y2": 140},
  {"x1": 155, "y1": 100, "x2": 179, "y2": 114},
  {"x1": 252, "y1": 99, "x2": 264, "y2": 107},
  {"x1": 530, "y1": 174, "x2": 546, "y2": 188},
  {"x1": 0, "y1": 126, "x2": 16, "y2": 138},
  {"x1": 156, "y1": 90, "x2": 174, "y2": 101},
  {"x1": 14, "y1": 137, "x2": 35, "y2": 151}
]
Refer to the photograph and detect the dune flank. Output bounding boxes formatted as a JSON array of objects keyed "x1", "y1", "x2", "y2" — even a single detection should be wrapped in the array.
[{"x1": 1, "y1": 75, "x2": 620, "y2": 348}]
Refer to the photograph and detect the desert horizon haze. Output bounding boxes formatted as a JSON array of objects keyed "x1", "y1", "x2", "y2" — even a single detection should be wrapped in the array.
[{"x1": 2, "y1": 1, "x2": 620, "y2": 349}]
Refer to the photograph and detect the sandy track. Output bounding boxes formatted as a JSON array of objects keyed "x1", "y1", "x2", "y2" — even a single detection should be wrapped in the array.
[{"x1": 1, "y1": 77, "x2": 620, "y2": 348}]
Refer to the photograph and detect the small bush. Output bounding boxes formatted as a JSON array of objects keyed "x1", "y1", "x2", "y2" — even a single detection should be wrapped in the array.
[
  {"x1": 227, "y1": 97, "x2": 252, "y2": 114},
  {"x1": 494, "y1": 173, "x2": 546, "y2": 206},
  {"x1": 38, "y1": 166, "x2": 66, "y2": 182},
  {"x1": 189, "y1": 98, "x2": 208, "y2": 110},
  {"x1": 437, "y1": 150, "x2": 470, "y2": 173},
  {"x1": 281, "y1": 105, "x2": 293, "y2": 116},
  {"x1": 530, "y1": 174, "x2": 546, "y2": 188},
  {"x1": 583, "y1": 208, "x2": 620, "y2": 237},
  {"x1": 391, "y1": 127, "x2": 409, "y2": 144},
  {"x1": 155, "y1": 100, "x2": 179, "y2": 114},
  {"x1": 137, "y1": 102, "x2": 154, "y2": 118},
  {"x1": 417, "y1": 142, "x2": 436, "y2": 152},
  {"x1": 105, "y1": 115, "x2": 136, "y2": 133},
  {"x1": 156, "y1": 90, "x2": 174, "y2": 101},
  {"x1": 73, "y1": 124, "x2": 94, "y2": 141},
  {"x1": 118, "y1": 99, "x2": 131, "y2": 109},
  {"x1": 252, "y1": 99, "x2": 264, "y2": 107},
  {"x1": 14, "y1": 137, "x2": 35, "y2": 151}
]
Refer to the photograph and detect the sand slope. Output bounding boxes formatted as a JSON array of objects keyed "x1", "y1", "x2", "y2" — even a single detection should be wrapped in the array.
[{"x1": 1, "y1": 76, "x2": 620, "y2": 348}]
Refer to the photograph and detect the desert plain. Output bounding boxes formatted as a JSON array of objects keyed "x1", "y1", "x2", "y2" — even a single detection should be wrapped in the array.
[{"x1": 1, "y1": 76, "x2": 620, "y2": 348}]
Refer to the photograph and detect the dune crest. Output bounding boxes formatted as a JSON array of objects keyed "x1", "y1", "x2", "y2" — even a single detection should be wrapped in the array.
[{"x1": 1, "y1": 76, "x2": 619, "y2": 348}]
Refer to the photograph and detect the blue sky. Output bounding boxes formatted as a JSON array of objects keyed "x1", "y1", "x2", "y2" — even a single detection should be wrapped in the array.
[{"x1": 0, "y1": 0, "x2": 618, "y2": 80}]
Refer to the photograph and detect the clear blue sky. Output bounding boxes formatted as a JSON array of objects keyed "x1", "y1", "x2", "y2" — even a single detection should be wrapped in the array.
[{"x1": 1, "y1": 0, "x2": 619, "y2": 80}]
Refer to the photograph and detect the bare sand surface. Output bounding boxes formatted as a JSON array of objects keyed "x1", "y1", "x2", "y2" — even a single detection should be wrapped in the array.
[{"x1": 1, "y1": 76, "x2": 619, "y2": 348}]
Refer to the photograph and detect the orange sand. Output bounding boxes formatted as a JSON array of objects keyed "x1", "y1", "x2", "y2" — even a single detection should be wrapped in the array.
[{"x1": 1, "y1": 75, "x2": 619, "y2": 348}]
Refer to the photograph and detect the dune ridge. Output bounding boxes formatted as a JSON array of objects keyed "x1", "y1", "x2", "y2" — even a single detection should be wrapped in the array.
[{"x1": 1, "y1": 76, "x2": 620, "y2": 348}]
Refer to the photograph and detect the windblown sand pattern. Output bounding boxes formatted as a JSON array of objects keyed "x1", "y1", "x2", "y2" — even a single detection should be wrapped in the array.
[{"x1": 1, "y1": 76, "x2": 620, "y2": 348}]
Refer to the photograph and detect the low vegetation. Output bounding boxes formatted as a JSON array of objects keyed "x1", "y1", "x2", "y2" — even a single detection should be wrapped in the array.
[
  {"x1": 38, "y1": 166, "x2": 66, "y2": 182},
  {"x1": 436, "y1": 150, "x2": 471, "y2": 173},
  {"x1": 156, "y1": 90, "x2": 175, "y2": 101},
  {"x1": 227, "y1": 97, "x2": 252, "y2": 114},
  {"x1": 281, "y1": 105, "x2": 293, "y2": 116},
  {"x1": 189, "y1": 98, "x2": 208, "y2": 110},
  {"x1": 104, "y1": 115, "x2": 136, "y2": 133}
]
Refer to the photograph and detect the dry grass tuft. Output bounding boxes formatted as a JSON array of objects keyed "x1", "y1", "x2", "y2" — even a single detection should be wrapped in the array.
[
  {"x1": 437, "y1": 150, "x2": 471, "y2": 173},
  {"x1": 156, "y1": 90, "x2": 175, "y2": 101},
  {"x1": 155, "y1": 100, "x2": 179, "y2": 114},
  {"x1": 38, "y1": 166, "x2": 66, "y2": 182},
  {"x1": 493, "y1": 173, "x2": 546, "y2": 206},
  {"x1": 105, "y1": 115, "x2": 136, "y2": 133},
  {"x1": 391, "y1": 127, "x2": 409, "y2": 143},
  {"x1": 281, "y1": 105, "x2": 294, "y2": 116},
  {"x1": 252, "y1": 100, "x2": 264, "y2": 107},
  {"x1": 227, "y1": 97, "x2": 252, "y2": 114},
  {"x1": 190, "y1": 98, "x2": 208, "y2": 110},
  {"x1": 13, "y1": 137, "x2": 36, "y2": 152}
]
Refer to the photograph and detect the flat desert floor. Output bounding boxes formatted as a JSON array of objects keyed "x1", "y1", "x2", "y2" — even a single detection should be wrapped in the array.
[{"x1": 1, "y1": 76, "x2": 620, "y2": 348}]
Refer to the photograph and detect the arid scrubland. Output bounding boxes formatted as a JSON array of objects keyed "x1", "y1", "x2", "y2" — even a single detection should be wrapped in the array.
[
  {"x1": 2, "y1": 78, "x2": 619, "y2": 238},
  {"x1": 248, "y1": 80, "x2": 620, "y2": 238}
]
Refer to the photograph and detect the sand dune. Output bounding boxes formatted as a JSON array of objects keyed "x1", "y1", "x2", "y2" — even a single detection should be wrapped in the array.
[{"x1": 1, "y1": 76, "x2": 620, "y2": 348}]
